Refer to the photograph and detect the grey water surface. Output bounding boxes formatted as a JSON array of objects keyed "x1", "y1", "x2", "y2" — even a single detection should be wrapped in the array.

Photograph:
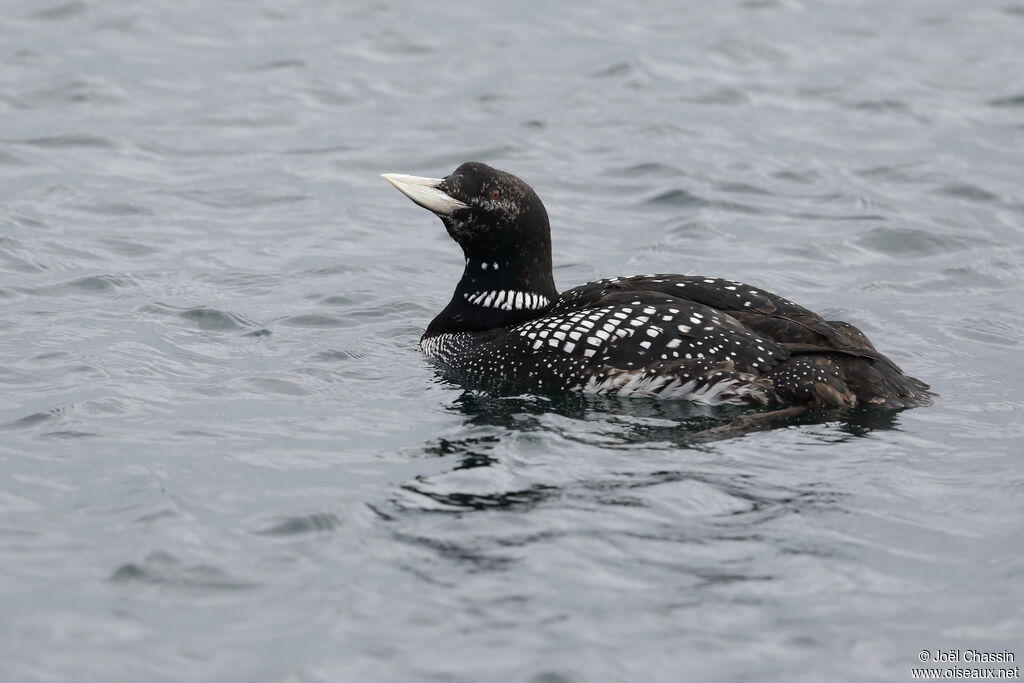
[{"x1": 2, "y1": 1, "x2": 1023, "y2": 681}]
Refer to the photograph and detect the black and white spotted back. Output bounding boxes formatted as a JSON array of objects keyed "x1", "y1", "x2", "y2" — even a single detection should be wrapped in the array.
[{"x1": 421, "y1": 275, "x2": 794, "y2": 404}]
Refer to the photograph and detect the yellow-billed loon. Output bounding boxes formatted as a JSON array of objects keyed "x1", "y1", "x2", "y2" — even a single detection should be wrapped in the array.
[{"x1": 382, "y1": 162, "x2": 929, "y2": 409}]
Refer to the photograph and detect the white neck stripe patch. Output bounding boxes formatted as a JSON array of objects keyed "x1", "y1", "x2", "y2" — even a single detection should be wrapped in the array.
[{"x1": 464, "y1": 290, "x2": 550, "y2": 311}]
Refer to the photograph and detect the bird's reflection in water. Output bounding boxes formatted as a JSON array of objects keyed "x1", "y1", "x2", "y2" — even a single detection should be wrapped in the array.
[
  {"x1": 377, "y1": 382, "x2": 922, "y2": 599},
  {"x1": 389, "y1": 374, "x2": 910, "y2": 520},
  {"x1": 445, "y1": 378, "x2": 908, "y2": 450}
]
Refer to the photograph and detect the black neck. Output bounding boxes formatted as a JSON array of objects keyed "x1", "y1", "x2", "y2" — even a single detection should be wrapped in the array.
[{"x1": 425, "y1": 252, "x2": 558, "y2": 337}]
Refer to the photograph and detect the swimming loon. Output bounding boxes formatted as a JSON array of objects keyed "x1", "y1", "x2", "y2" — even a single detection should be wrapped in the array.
[{"x1": 382, "y1": 162, "x2": 929, "y2": 408}]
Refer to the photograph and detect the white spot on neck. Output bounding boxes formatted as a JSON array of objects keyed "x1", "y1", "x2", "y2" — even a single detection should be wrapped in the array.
[
  {"x1": 481, "y1": 262, "x2": 488, "y2": 270},
  {"x1": 463, "y1": 289, "x2": 550, "y2": 311}
]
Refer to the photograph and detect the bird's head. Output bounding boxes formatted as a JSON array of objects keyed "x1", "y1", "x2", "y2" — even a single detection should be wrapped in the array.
[{"x1": 382, "y1": 162, "x2": 550, "y2": 262}]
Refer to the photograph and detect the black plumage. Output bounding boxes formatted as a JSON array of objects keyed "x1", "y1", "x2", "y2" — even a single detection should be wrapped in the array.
[{"x1": 382, "y1": 162, "x2": 929, "y2": 409}]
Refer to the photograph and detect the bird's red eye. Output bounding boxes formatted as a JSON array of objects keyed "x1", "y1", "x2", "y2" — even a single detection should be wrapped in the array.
[{"x1": 488, "y1": 189, "x2": 501, "y2": 201}]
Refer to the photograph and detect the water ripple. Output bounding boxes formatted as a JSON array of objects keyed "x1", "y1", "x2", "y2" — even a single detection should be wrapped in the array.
[
  {"x1": 137, "y1": 303, "x2": 260, "y2": 331},
  {"x1": 15, "y1": 133, "x2": 119, "y2": 150},
  {"x1": 110, "y1": 552, "x2": 258, "y2": 592}
]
